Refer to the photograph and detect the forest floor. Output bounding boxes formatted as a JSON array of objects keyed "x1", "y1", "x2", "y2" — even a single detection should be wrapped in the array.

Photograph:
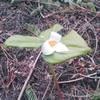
[{"x1": 0, "y1": 1, "x2": 100, "y2": 100}]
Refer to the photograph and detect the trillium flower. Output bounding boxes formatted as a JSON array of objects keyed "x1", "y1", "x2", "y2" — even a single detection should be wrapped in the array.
[
  {"x1": 42, "y1": 32, "x2": 69, "y2": 55},
  {"x1": 4, "y1": 24, "x2": 91, "y2": 64}
]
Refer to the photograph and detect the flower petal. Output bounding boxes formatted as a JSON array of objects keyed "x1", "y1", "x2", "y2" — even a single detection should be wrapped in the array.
[
  {"x1": 55, "y1": 42, "x2": 69, "y2": 53},
  {"x1": 50, "y1": 32, "x2": 62, "y2": 42},
  {"x1": 42, "y1": 41, "x2": 55, "y2": 55}
]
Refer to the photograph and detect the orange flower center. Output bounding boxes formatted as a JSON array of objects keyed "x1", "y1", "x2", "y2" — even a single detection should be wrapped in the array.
[{"x1": 48, "y1": 40, "x2": 57, "y2": 47}]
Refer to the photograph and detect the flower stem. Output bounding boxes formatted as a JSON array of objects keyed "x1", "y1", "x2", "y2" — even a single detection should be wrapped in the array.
[{"x1": 49, "y1": 64, "x2": 64, "y2": 100}]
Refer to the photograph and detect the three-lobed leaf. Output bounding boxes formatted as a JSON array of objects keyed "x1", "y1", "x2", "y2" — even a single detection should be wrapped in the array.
[{"x1": 4, "y1": 24, "x2": 91, "y2": 64}]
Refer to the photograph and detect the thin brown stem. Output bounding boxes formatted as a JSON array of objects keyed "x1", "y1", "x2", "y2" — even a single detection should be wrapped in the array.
[
  {"x1": 17, "y1": 50, "x2": 42, "y2": 100},
  {"x1": 49, "y1": 65, "x2": 64, "y2": 100}
]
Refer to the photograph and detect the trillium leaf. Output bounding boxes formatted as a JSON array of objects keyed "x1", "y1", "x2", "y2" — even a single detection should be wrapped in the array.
[
  {"x1": 4, "y1": 35, "x2": 43, "y2": 48},
  {"x1": 43, "y1": 30, "x2": 91, "y2": 64},
  {"x1": 39, "y1": 24, "x2": 63, "y2": 41},
  {"x1": 62, "y1": 30, "x2": 89, "y2": 48},
  {"x1": 4, "y1": 24, "x2": 63, "y2": 48},
  {"x1": 43, "y1": 47, "x2": 91, "y2": 64}
]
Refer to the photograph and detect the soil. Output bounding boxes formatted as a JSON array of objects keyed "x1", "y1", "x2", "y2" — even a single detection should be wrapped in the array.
[{"x1": 0, "y1": 1, "x2": 100, "y2": 100}]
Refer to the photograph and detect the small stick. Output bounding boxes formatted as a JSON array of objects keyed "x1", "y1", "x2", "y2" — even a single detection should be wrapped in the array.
[
  {"x1": 17, "y1": 51, "x2": 42, "y2": 100},
  {"x1": 41, "y1": 80, "x2": 51, "y2": 100},
  {"x1": 49, "y1": 65, "x2": 65, "y2": 100},
  {"x1": 59, "y1": 72, "x2": 97, "y2": 84}
]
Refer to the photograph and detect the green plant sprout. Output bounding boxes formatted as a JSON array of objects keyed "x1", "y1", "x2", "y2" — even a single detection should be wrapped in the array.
[{"x1": 4, "y1": 24, "x2": 91, "y2": 99}]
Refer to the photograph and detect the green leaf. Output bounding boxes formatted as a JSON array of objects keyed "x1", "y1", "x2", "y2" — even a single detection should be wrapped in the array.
[
  {"x1": 42, "y1": 0, "x2": 53, "y2": 3},
  {"x1": 62, "y1": 30, "x2": 88, "y2": 48},
  {"x1": 25, "y1": 85, "x2": 36, "y2": 100},
  {"x1": 11, "y1": 0, "x2": 20, "y2": 3},
  {"x1": 31, "y1": 5, "x2": 43, "y2": 16},
  {"x1": 87, "y1": 2, "x2": 96, "y2": 12},
  {"x1": 11, "y1": 0, "x2": 15, "y2": 3},
  {"x1": 63, "y1": 0, "x2": 70, "y2": 3},
  {"x1": 76, "y1": 0, "x2": 82, "y2": 4},
  {"x1": 24, "y1": 23, "x2": 40, "y2": 35},
  {"x1": 92, "y1": 90, "x2": 100, "y2": 100},
  {"x1": 4, "y1": 24, "x2": 63, "y2": 48},
  {"x1": 39, "y1": 24, "x2": 63, "y2": 41},
  {"x1": 4, "y1": 35, "x2": 43, "y2": 48},
  {"x1": 81, "y1": 2, "x2": 96, "y2": 12},
  {"x1": 43, "y1": 30, "x2": 91, "y2": 64},
  {"x1": 43, "y1": 47, "x2": 91, "y2": 64}
]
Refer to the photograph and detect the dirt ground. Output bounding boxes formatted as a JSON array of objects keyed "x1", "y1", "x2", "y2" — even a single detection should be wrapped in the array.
[{"x1": 0, "y1": 1, "x2": 100, "y2": 100}]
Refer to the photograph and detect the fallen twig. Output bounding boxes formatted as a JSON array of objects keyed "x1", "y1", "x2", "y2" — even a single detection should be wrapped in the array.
[
  {"x1": 41, "y1": 80, "x2": 51, "y2": 100},
  {"x1": 58, "y1": 72, "x2": 97, "y2": 84},
  {"x1": 17, "y1": 50, "x2": 42, "y2": 100}
]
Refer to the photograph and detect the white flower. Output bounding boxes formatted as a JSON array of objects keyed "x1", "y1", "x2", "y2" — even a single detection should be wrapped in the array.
[{"x1": 42, "y1": 32, "x2": 69, "y2": 55}]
